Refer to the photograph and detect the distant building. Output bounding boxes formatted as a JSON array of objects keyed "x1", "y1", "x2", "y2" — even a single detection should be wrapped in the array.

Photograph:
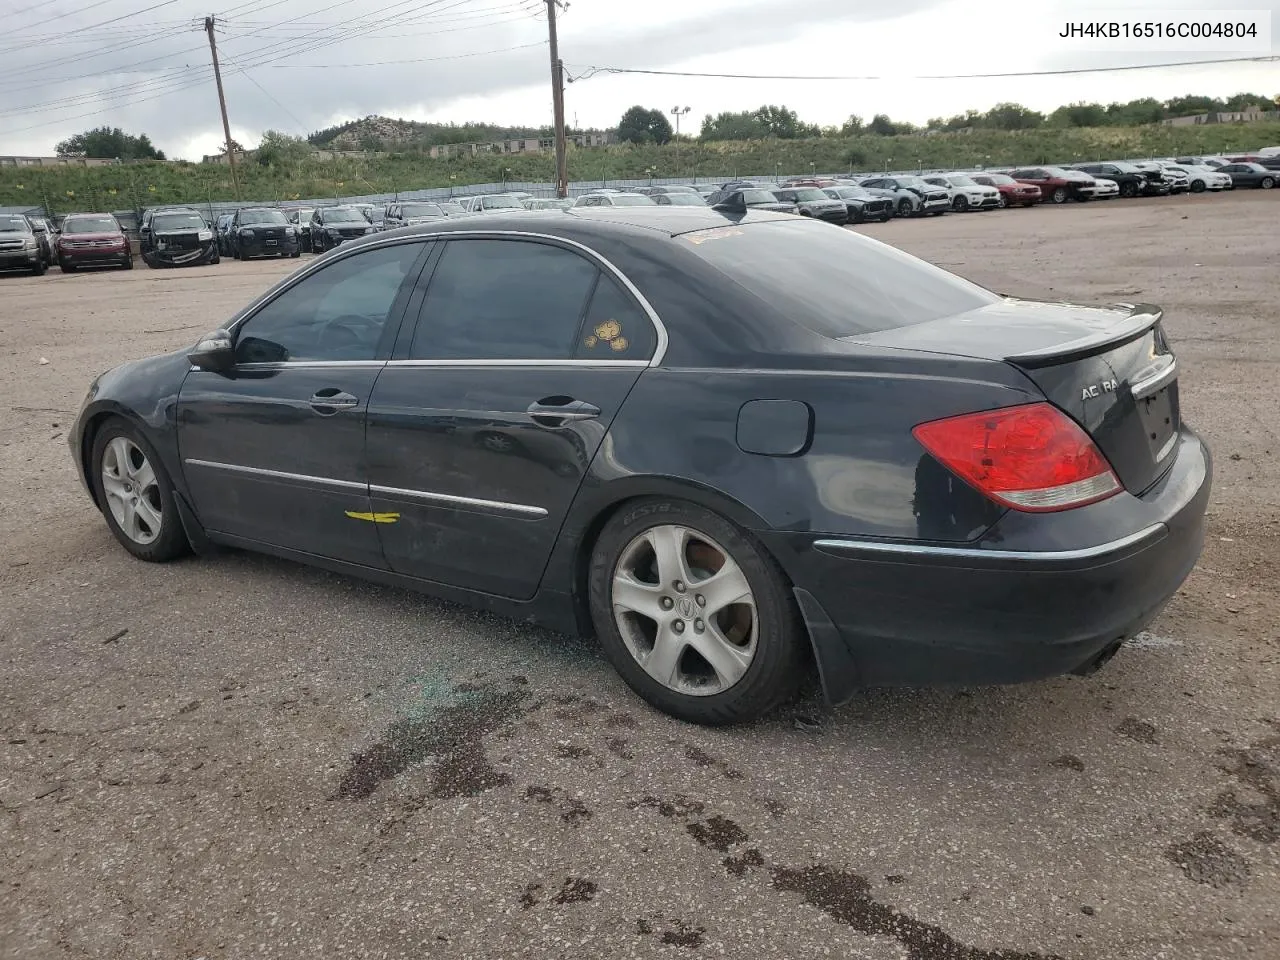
[
  {"x1": 427, "y1": 132, "x2": 615, "y2": 159},
  {"x1": 1164, "y1": 106, "x2": 1280, "y2": 126},
  {"x1": 0, "y1": 155, "x2": 120, "y2": 168},
  {"x1": 202, "y1": 149, "x2": 254, "y2": 164}
]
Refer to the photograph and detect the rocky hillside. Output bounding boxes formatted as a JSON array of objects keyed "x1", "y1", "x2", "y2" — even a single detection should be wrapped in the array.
[{"x1": 308, "y1": 115, "x2": 555, "y2": 150}]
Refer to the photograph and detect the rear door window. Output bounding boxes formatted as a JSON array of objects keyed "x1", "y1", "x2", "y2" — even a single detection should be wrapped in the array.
[
  {"x1": 409, "y1": 239, "x2": 599, "y2": 360},
  {"x1": 682, "y1": 219, "x2": 997, "y2": 337}
]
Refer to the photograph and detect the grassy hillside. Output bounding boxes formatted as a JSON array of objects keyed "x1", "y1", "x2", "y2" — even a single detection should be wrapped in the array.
[{"x1": 5, "y1": 123, "x2": 1278, "y2": 213}]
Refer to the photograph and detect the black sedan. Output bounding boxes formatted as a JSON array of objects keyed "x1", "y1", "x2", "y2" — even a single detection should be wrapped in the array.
[
  {"x1": 68, "y1": 208, "x2": 1210, "y2": 725},
  {"x1": 1216, "y1": 162, "x2": 1277, "y2": 189}
]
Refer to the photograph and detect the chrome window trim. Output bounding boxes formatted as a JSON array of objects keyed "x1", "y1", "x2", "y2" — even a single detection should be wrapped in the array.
[
  {"x1": 222, "y1": 230, "x2": 669, "y2": 367},
  {"x1": 385, "y1": 359, "x2": 647, "y2": 369},
  {"x1": 369, "y1": 483, "x2": 548, "y2": 519},
  {"x1": 813, "y1": 522, "x2": 1166, "y2": 563},
  {"x1": 184, "y1": 458, "x2": 365, "y2": 491}
]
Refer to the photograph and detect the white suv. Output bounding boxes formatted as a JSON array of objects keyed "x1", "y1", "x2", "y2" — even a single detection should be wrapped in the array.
[{"x1": 923, "y1": 174, "x2": 1001, "y2": 212}]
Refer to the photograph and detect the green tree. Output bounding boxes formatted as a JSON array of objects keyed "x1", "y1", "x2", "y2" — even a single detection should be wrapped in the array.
[
  {"x1": 700, "y1": 110, "x2": 769, "y2": 140},
  {"x1": 868, "y1": 113, "x2": 900, "y2": 136},
  {"x1": 255, "y1": 130, "x2": 312, "y2": 166},
  {"x1": 752, "y1": 104, "x2": 819, "y2": 139},
  {"x1": 841, "y1": 114, "x2": 865, "y2": 135},
  {"x1": 1164, "y1": 95, "x2": 1223, "y2": 118},
  {"x1": 1048, "y1": 102, "x2": 1108, "y2": 127},
  {"x1": 983, "y1": 103, "x2": 1044, "y2": 130},
  {"x1": 617, "y1": 106, "x2": 673, "y2": 144},
  {"x1": 1222, "y1": 92, "x2": 1272, "y2": 111},
  {"x1": 55, "y1": 126, "x2": 165, "y2": 160}
]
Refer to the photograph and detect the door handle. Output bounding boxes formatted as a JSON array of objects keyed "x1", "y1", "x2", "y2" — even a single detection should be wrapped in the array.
[
  {"x1": 527, "y1": 398, "x2": 600, "y2": 427},
  {"x1": 309, "y1": 389, "x2": 359, "y2": 415}
]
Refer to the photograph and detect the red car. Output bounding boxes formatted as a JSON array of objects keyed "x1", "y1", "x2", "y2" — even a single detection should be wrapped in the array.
[
  {"x1": 56, "y1": 213, "x2": 133, "y2": 272},
  {"x1": 1007, "y1": 166, "x2": 1098, "y2": 204},
  {"x1": 971, "y1": 173, "x2": 1041, "y2": 207}
]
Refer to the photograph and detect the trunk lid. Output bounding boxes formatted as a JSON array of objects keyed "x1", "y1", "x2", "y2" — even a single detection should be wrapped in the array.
[{"x1": 851, "y1": 298, "x2": 1180, "y2": 494}]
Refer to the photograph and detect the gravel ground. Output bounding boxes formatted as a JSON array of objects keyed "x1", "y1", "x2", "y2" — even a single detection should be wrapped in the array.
[{"x1": 1, "y1": 193, "x2": 1277, "y2": 960}]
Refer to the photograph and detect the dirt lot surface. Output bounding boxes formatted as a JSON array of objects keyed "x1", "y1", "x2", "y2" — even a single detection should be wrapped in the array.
[{"x1": 1, "y1": 193, "x2": 1277, "y2": 959}]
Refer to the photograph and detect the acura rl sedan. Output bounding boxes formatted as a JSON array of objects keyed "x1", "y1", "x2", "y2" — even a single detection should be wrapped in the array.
[{"x1": 69, "y1": 208, "x2": 1210, "y2": 725}]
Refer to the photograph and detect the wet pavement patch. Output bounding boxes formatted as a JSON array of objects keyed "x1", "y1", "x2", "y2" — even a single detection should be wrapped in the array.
[
  {"x1": 770, "y1": 864, "x2": 1059, "y2": 960},
  {"x1": 686, "y1": 815, "x2": 749, "y2": 853},
  {"x1": 1115, "y1": 717, "x2": 1159, "y2": 744},
  {"x1": 332, "y1": 684, "x2": 528, "y2": 800},
  {"x1": 519, "y1": 882, "x2": 542, "y2": 909},
  {"x1": 1165, "y1": 832, "x2": 1251, "y2": 888},
  {"x1": 630, "y1": 795, "x2": 706, "y2": 819},
  {"x1": 1208, "y1": 731, "x2": 1279, "y2": 844},
  {"x1": 522, "y1": 784, "x2": 593, "y2": 825},
  {"x1": 1050, "y1": 755, "x2": 1085, "y2": 772},
  {"x1": 659, "y1": 920, "x2": 706, "y2": 948},
  {"x1": 551, "y1": 877, "x2": 597, "y2": 904}
]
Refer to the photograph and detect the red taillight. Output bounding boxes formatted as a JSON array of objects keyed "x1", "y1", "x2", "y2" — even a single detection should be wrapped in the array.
[{"x1": 912, "y1": 402, "x2": 1121, "y2": 512}]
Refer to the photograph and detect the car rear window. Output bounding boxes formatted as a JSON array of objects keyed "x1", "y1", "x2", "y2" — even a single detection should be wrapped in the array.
[{"x1": 681, "y1": 219, "x2": 998, "y2": 337}]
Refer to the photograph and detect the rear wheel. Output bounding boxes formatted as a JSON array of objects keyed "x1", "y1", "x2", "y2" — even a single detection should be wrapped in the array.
[
  {"x1": 1051, "y1": 187, "x2": 1068, "y2": 204},
  {"x1": 588, "y1": 498, "x2": 805, "y2": 726},
  {"x1": 91, "y1": 420, "x2": 190, "y2": 563}
]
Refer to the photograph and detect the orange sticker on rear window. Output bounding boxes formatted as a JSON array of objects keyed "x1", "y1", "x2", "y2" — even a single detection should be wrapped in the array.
[{"x1": 684, "y1": 228, "x2": 746, "y2": 245}]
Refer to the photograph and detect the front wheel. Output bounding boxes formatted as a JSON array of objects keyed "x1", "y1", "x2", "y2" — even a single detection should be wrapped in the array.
[
  {"x1": 122, "y1": 257, "x2": 133, "y2": 270},
  {"x1": 588, "y1": 498, "x2": 805, "y2": 726},
  {"x1": 897, "y1": 198, "x2": 914, "y2": 218},
  {"x1": 91, "y1": 420, "x2": 190, "y2": 563},
  {"x1": 30, "y1": 260, "x2": 46, "y2": 276},
  {"x1": 1190, "y1": 180, "x2": 1206, "y2": 193},
  {"x1": 997, "y1": 194, "x2": 1008, "y2": 208},
  {"x1": 952, "y1": 195, "x2": 969, "y2": 212},
  {"x1": 1120, "y1": 181, "x2": 1138, "y2": 198},
  {"x1": 1262, "y1": 177, "x2": 1275, "y2": 189}
]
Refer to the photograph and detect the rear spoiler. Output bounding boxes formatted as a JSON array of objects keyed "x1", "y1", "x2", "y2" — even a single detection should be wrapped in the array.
[{"x1": 1006, "y1": 303, "x2": 1163, "y2": 368}]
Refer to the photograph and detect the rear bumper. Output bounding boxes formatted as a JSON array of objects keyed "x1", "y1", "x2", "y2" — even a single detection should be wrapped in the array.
[{"x1": 765, "y1": 427, "x2": 1210, "y2": 697}]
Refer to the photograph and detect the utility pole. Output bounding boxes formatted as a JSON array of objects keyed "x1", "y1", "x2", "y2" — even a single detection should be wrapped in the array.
[
  {"x1": 670, "y1": 106, "x2": 689, "y2": 178},
  {"x1": 204, "y1": 16, "x2": 240, "y2": 200},
  {"x1": 545, "y1": 0, "x2": 568, "y2": 198}
]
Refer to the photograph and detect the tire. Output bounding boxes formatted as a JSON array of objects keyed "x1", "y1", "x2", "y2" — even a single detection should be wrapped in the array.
[
  {"x1": 60, "y1": 260, "x2": 76, "y2": 272},
  {"x1": 997, "y1": 194, "x2": 1008, "y2": 208},
  {"x1": 587, "y1": 498, "x2": 806, "y2": 726},
  {"x1": 90, "y1": 418, "x2": 190, "y2": 563},
  {"x1": 30, "y1": 260, "x2": 46, "y2": 276},
  {"x1": 1051, "y1": 187, "x2": 1068, "y2": 204},
  {"x1": 897, "y1": 197, "x2": 914, "y2": 218},
  {"x1": 122, "y1": 257, "x2": 133, "y2": 270},
  {"x1": 143, "y1": 254, "x2": 159, "y2": 269},
  {"x1": 952, "y1": 195, "x2": 969, "y2": 212},
  {"x1": 879, "y1": 212, "x2": 891, "y2": 223},
  {"x1": 1262, "y1": 177, "x2": 1275, "y2": 190},
  {"x1": 290, "y1": 249, "x2": 300, "y2": 258},
  {"x1": 211, "y1": 252, "x2": 220, "y2": 265},
  {"x1": 1190, "y1": 180, "x2": 1206, "y2": 193},
  {"x1": 1120, "y1": 181, "x2": 1138, "y2": 198}
]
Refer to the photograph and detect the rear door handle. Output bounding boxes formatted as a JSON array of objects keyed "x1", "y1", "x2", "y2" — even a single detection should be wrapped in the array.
[
  {"x1": 309, "y1": 389, "x2": 359, "y2": 415},
  {"x1": 527, "y1": 398, "x2": 601, "y2": 426}
]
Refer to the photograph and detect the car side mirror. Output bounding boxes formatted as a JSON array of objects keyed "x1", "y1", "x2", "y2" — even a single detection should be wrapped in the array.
[{"x1": 188, "y1": 329, "x2": 235, "y2": 373}]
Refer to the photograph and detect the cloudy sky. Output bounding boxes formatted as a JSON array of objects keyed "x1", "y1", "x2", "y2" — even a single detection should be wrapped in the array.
[{"x1": 0, "y1": 0, "x2": 1276, "y2": 159}]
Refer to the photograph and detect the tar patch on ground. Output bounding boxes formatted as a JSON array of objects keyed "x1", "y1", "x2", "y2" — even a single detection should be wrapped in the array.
[
  {"x1": 551, "y1": 877, "x2": 597, "y2": 904},
  {"x1": 1165, "y1": 832, "x2": 1251, "y2": 888},
  {"x1": 1050, "y1": 755, "x2": 1085, "y2": 772},
  {"x1": 630, "y1": 795, "x2": 706, "y2": 819},
  {"x1": 724, "y1": 848, "x2": 765, "y2": 876},
  {"x1": 771, "y1": 865, "x2": 1060, "y2": 960},
  {"x1": 1115, "y1": 717, "x2": 1159, "y2": 744},
  {"x1": 522, "y1": 783, "x2": 593, "y2": 825},
  {"x1": 1208, "y1": 731, "x2": 1279, "y2": 844},
  {"x1": 332, "y1": 684, "x2": 528, "y2": 800},
  {"x1": 605, "y1": 736, "x2": 634, "y2": 760},
  {"x1": 602, "y1": 712, "x2": 640, "y2": 729},
  {"x1": 519, "y1": 882, "x2": 542, "y2": 909},
  {"x1": 660, "y1": 920, "x2": 707, "y2": 948},
  {"x1": 687, "y1": 815, "x2": 749, "y2": 852},
  {"x1": 680, "y1": 742, "x2": 745, "y2": 780}
]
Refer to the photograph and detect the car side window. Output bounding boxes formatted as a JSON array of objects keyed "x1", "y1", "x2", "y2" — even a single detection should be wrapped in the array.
[
  {"x1": 409, "y1": 239, "x2": 599, "y2": 361},
  {"x1": 573, "y1": 274, "x2": 656, "y2": 361},
  {"x1": 234, "y1": 242, "x2": 423, "y2": 364}
]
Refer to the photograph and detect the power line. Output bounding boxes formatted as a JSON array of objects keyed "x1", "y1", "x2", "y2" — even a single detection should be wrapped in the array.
[
  {"x1": 566, "y1": 55, "x2": 1280, "y2": 84},
  {"x1": 265, "y1": 39, "x2": 544, "y2": 68}
]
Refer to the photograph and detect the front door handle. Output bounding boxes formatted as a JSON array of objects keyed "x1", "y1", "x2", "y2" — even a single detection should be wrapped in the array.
[
  {"x1": 309, "y1": 389, "x2": 359, "y2": 415},
  {"x1": 527, "y1": 398, "x2": 600, "y2": 427}
]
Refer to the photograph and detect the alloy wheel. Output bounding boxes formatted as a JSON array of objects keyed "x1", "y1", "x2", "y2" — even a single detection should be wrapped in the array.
[
  {"x1": 100, "y1": 437, "x2": 163, "y2": 545},
  {"x1": 611, "y1": 524, "x2": 757, "y2": 696},
  {"x1": 897, "y1": 198, "x2": 913, "y2": 217}
]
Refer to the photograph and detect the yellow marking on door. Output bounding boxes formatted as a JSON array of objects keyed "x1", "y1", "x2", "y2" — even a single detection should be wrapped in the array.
[{"x1": 344, "y1": 511, "x2": 401, "y2": 524}]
